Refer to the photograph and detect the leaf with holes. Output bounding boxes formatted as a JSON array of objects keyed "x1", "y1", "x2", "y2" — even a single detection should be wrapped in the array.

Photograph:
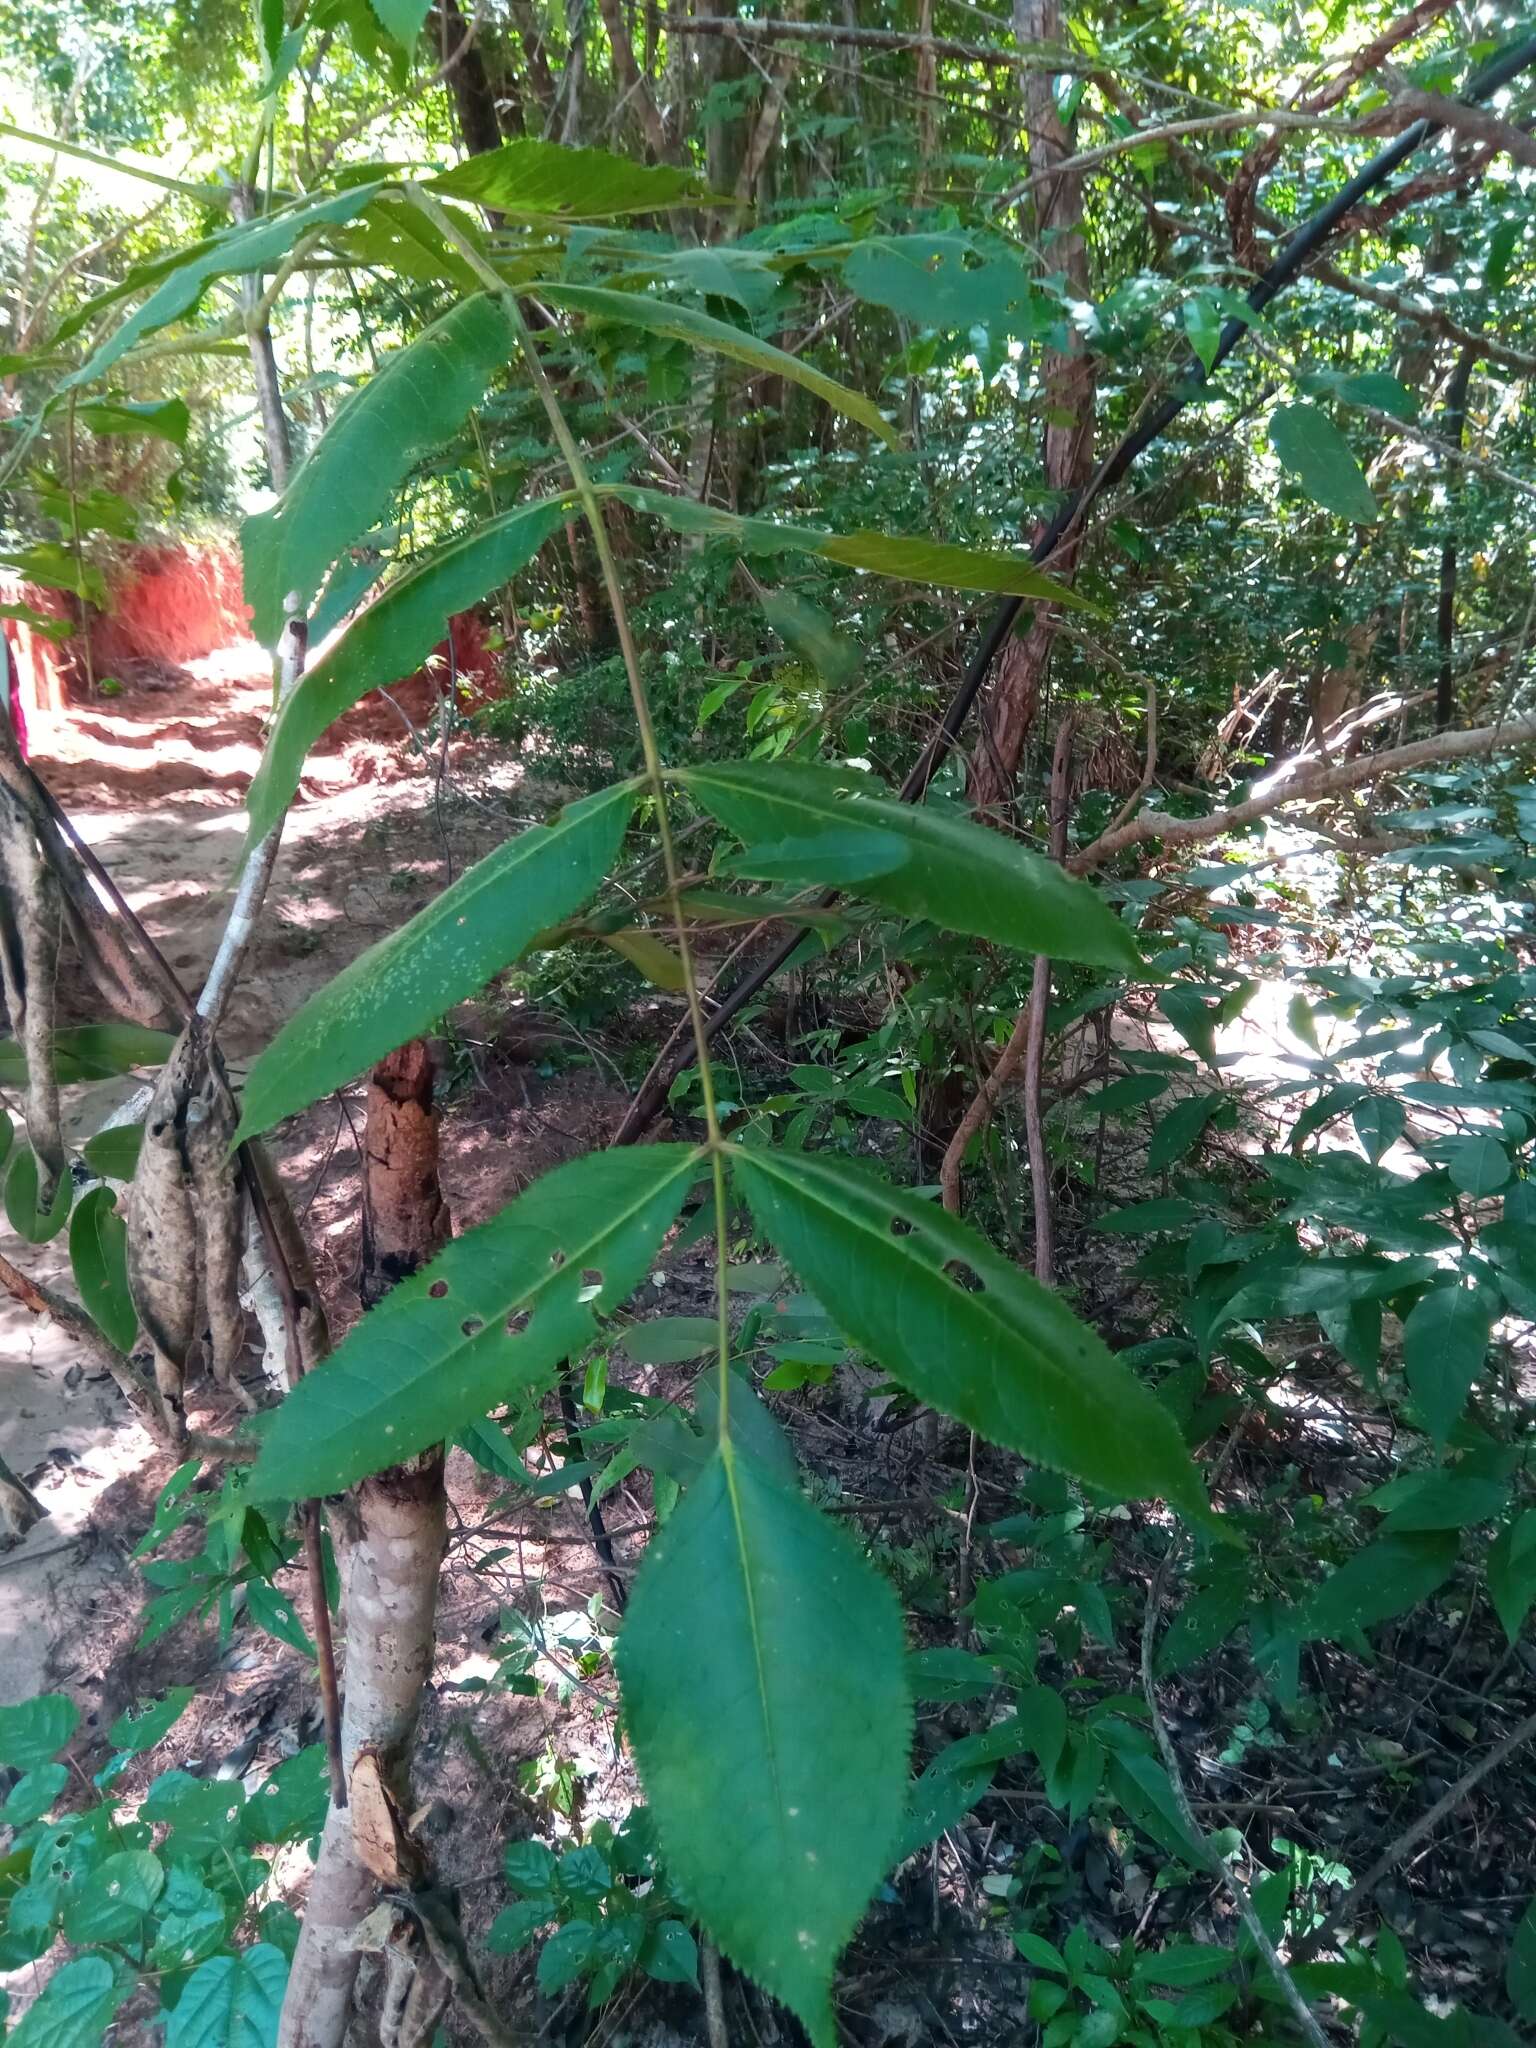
[
  {"x1": 731, "y1": 1149, "x2": 1208, "y2": 1518},
  {"x1": 544, "y1": 286, "x2": 896, "y2": 448},
  {"x1": 236, "y1": 780, "x2": 638, "y2": 1139},
  {"x1": 242, "y1": 295, "x2": 514, "y2": 644},
  {"x1": 678, "y1": 761, "x2": 1140, "y2": 971},
  {"x1": 62, "y1": 1850, "x2": 164, "y2": 1946},
  {"x1": 248, "y1": 1146, "x2": 697, "y2": 1500},
  {"x1": 1269, "y1": 403, "x2": 1379, "y2": 524},
  {"x1": 617, "y1": 1445, "x2": 910, "y2": 2048},
  {"x1": 69, "y1": 1185, "x2": 136, "y2": 1352},
  {"x1": 429, "y1": 137, "x2": 713, "y2": 216},
  {"x1": 1403, "y1": 1281, "x2": 1493, "y2": 1450},
  {"x1": 109, "y1": 1687, "x2": 194, "y2": 1755},
  {"x1": 241, "y1": 495, "x2": 569, "y2": 842}
]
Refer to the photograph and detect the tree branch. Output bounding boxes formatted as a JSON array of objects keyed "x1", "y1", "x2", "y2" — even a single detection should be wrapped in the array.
[{"x1": 1070, "y1": 710, "x2": 1536, "y2": 872}]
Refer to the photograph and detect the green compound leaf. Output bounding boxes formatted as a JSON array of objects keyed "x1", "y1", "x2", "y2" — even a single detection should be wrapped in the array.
[
  {"x1": 731, "y1": 1149, "x2": 1208, "y2": 1519},
  {"x1": 247, "y1": 1146, "x2": 698, "y2": 1501},
  {"x1": 617, "y1": 1445, "x2": 910, "y2": 2048},
  {"x1": 428, "y1": 137, "x2": 714, "y2": 216},
  {"x1": 678, "y1": 759, "x2": 1140, "y2": 972},
  {"x1": 241, "y1": 294, "x2": 515, "y2": 643},
  {"x1": 236, "y1": 779, "x2": 638, "y2": 1140},
  {"x1": 241, "y1": 494, "x2": 571, "y2": 845}
]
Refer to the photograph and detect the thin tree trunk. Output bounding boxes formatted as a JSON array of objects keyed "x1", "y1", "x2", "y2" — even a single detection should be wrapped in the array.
[
  {"x1": 278, "y1": 1045, "x2": 451, "y2": 2048},
  {"x1": 597, "y1": 0, "x2": 674, "y2": 159},
  {"x1": 969, "y1": 0, "x2": 1094, "y2": 815},
  {"x1": 277, "y1": 1461, "x2": 448, "y2": 2048},
  {"x1": 1435, "y1": 343, "x2": 1478, "y2": 730}
]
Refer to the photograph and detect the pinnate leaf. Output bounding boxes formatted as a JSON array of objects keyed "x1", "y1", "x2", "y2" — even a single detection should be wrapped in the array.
[
  {"x1": 242, "y1": 494, "x2": 570, "y2": 843},
  {"x1": 617, "y1": 1444, "x2": 910, "y2": 2048},
  {"x1": 248, "y1": 1147, "x2": 698, "y2": 1500},
  {"x1": 679, "y1": 760, "x2": 1140, "y2": 971},
  {"x1": 429, "y1": 137, "x2": 713, "y2": 216},
  {"x1": 730, "y1": 1148, "x2": 1208, "y2": 1518},
  {"x1": 236, "y1": 780, "x2": 637, "y2": 1139},
  {"x1": 242, "y1": 294, "x2": 514, "y2": 643}
]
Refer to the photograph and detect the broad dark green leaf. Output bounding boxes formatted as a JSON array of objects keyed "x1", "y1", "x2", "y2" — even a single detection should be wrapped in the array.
[
  {"x1": 75, "y1": 395, "x2": 190, "y2": 444},
  {"x1": 63, "y1": 186, "x2": 385, "y2": 392},
  {"x1": 731, "y1": 1149, "x2": 1208, "y2": 1518},
  {"x1": 1269, "y1": 402, "x2": 1379, "y2": 525},
  {"x1": 242, "y1": 495, "x2": 570, "y2": 843},
  {"x1": 164, "y1": 1943, "x2": 288, "y2": 2048},
  {"x1": 0, "y1": 1022, "x2": 176, "y2": 1087},
  {"x1": 1146, "y1": 1094, "x2": 1221, "y2": 1173},
  {"x1": 1, "y1": 1763, "x2": 68, "y2": 1825},
  {"x1": 0, "y1": 1691, "x2": 79, "y2": 1769},
  {"x1": 1352, "y1": 1095, "x2": 1405, "y2": 1164},
  {"x1": 8, "y1": 1956, "x2": 127, "y2": 2048},
  {"x1": 1403, "y1": 1282, "x2": 1492, "y2": 1449},
  {"x1": 678, "y1": 760, "x2": 1141, "y2": 971},
  {"x1": 1508, "y1": 1896, "x2": 1536, "y2": 2021},
  {"x1": 236, "y1": 779, "x2": 637, "y2": 1139},
  {"x1": 890, "y1": 1753, "x2": 994, "y2": 1867},
  {"x1": 621, "y1": 1315, "x2": 721, "y2": 1364},
  {"x1": 617, "y1": 1444, "x2": 910, "y2": 2048},
  {"x1": 5, "y1": 1149, "x2": 72, "y2": 1244},
  {"x1": 1489, "y1": 1509, "x2": 1536, "y2": 1642},
  {"x1": 1373, "y1": 1469, "x2": 1509, "y2": 1532},
  {"x1": 367, "y1": 0, "x2": 430, "y2": 49},
  {"x1": 1447, "y1": 1132, "x2": 1511, "y2": 1196},
  {"x1": 609, "y1": 484, "x2": 1100, "y2": 607},
  {"x1": 109, "y1": 1687, "x2": 195, "y2": 1754},
  {"x1": 69, "y1": 1184, "x2": 135, "y2": 1352},
  {"x1": 1157, "y1": 988, "x2": 1217, "y2": 1065},
  {"x1": 544, "y1": 284, "x2": 897, "y2": 447},
  {"x1": 429, "y1": 137, "x2": 713, "y2": 216},
  {"x1": 247, "y1": 1146, "x2": 697, "y2": 1500},
  {"x1": 1302, "y1": 1532, "x2": 1458, "y2": 1641},
  {"x1": 242, "y1": 295, "x2": 514, "y2": 644},
  {"x1": 62, "y1": 1850, "x2": 164, "y2": 1945}
]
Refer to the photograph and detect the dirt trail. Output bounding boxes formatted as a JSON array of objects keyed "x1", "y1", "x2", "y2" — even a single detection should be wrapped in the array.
[{"x1": 0, "y1": 642, "x2": 547, "y2": 1701}]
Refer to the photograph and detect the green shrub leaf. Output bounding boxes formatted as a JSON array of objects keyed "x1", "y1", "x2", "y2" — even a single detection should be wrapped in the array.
[
  {"x1": 164, "y1": 1943, "x2": 288, "y2": 2048},
  {"x1": 429, "y1": 137, "x2": 713, "y2": 216},
  {"x1": 236, "y1": 780, "x2": 638, "y2": 1139},
  {"x1": 242, "y1": 294, "x2": 514, "y2": 643},
  {"x1": 617, "y1": 1444, "x2": 910, "y2": 2048},
  {"x1": 731, "y1": 1148, "x2": 1208, "y2": 1517},
  {"x1": 0, "y1": 1692, "x2": 79, "y2": 1770},
  {"x1": 544, "y1": 284, "x2": 897, "y2": 447},
  {"x1": 1269, "y1": 402, "x2": 1379, "y2": 524},
  {"x1": 1303, "y1": 1532, "x2": 1459, "y2": 1642},
  {"x1": 69, "y1": 1184, "x2": 136, "y2": 1352},
  {"x1": 8, "y1": 1956, "x2": 127, "y2": 2048},
  {"x1": 247, "y1": 1146, "x2": 697, "y2": 1500},
  {"x1": 241, "y1": 494, "x2": 571, "y2": 844},
  {"x1": 678, "y1": 760, "x2": 1141, "y2": 971},
  {"x1": 1403, "y1": 1281, "x2": 1493, "y2": 1449}
]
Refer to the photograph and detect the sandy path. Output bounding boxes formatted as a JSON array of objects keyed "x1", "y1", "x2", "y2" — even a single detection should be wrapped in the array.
[{"x1": 0, "y1": 645, "x2": 530, "y2": 1700}]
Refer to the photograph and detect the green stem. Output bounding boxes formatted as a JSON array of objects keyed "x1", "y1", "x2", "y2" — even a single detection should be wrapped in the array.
[{"x1": 407, "y1": 187, "x2": 736, "y2": 1434}]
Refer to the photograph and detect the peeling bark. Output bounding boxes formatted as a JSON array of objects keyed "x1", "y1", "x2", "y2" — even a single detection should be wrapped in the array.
[
  {"x1": 277, "y1": 1460, "x2": 448, "y2": 2048},
  {"x1": 360, "y1": 1040, "x2": 451, "y2": 1309}
]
